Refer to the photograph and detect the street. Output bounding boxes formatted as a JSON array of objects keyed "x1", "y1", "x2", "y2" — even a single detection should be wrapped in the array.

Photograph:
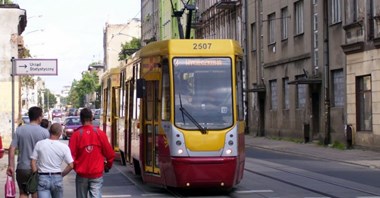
[{"x1": 1, "y1": 137, "x2": 380, "y2": 197}]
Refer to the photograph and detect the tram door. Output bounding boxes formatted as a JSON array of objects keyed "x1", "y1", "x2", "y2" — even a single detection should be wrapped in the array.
[
  {"x1": 143, "y1": 80, "x2": 160, "y2": 175},
  {"x1": 111, "y1": 87, "x2": 119, "y2": 149}
]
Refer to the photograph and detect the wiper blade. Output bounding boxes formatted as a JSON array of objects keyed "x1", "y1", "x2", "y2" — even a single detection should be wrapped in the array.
[
  {"x1": 179, "y1": 107, "x2": 207, "y2": 134},
  {"x1": 178, "y1": 94, "x2": 207, "y2": 134}
]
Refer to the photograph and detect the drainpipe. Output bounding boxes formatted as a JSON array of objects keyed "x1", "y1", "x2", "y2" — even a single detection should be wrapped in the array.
[
  {"x1": 323, "y1": 0, "x2": 331, "y2": 145},
  {"x1": 243, "y1": 0, "x2": 249, "y2": 133}
]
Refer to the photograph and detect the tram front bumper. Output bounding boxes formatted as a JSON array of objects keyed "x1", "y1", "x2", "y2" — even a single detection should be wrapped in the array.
[{"x1": 171, "y1": 157, "x2": 237, "y2": 188}]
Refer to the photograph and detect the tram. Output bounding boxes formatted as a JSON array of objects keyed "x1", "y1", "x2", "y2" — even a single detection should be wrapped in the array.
[{"x1": 101, "y1": 39, "x2": 245, "y2": 188}]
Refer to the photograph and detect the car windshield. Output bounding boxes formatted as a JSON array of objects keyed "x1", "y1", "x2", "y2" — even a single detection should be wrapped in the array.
[
  {"x1": 64, "y1": 117, "x2": 81, "y2": 125},
  {"x1": 173, "y1": 57, "x2": 233, "y2": 130}
]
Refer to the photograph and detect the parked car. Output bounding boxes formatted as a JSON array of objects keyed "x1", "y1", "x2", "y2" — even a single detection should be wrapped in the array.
[
  {"x1": 52, "y1": 109, "x2": 63, "y2": 118},
  {"x1": 68, "y1": 108, "x2": 77, "y2": 116},
  {"x1": 0, "y1": 135, "x2": 4, "y2": 158},
  {"x1": 93, "y1": 119, "x2": 100, "y2": 128},
  {"x1": 94, "y1": 109, "x2": 101, "y2": 119},
  {"x1": 52, "y1": 117, "x2": 63, "y2": 125},
  {"x1": 62, "y1": 116, "x2": 81, "y2": 140}
]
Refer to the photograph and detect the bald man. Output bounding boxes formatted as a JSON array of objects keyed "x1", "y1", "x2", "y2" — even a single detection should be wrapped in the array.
[{"x1": 31, "y1": 123, "x2": 74, "y2": 198}]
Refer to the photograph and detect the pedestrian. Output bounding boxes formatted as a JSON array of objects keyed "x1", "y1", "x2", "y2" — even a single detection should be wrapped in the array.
[
  {"x1": 69, "y1": 107, "x2": 115, "y2": 198},
  {"x1": 7, "y1": 106, "x2": 50, "y2": 198},
  {"x1": 31, "y1": 123, "x2": 74, "y2": 198},
  {"x1": 40, "y1": 118, "x2": 49, "y2": 129}
]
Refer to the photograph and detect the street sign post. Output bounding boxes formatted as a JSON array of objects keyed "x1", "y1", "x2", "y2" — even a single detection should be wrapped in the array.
[
  {"x1": 13, "y1": 58, "x2": 58, "y2": 75},
  {"x1": 10, "y1": 58, "x2": 58, "y2": 136}
]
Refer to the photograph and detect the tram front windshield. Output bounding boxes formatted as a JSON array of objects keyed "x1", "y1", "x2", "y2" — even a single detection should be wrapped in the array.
[{"x1": 173, "y1": 57, "x2": 233, "y2": 130}]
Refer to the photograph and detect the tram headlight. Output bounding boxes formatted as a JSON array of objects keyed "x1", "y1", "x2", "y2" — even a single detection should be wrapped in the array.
[
  {"x1": 176, "y1": 140, "x2": 182, "y2": 146},
  {"x1": 225, "y1": 149, "x2": 232, "y2": 155},
  {"x1": 178, "y1": 149, "x2": 184, "y2": 154},
  {"x1": 228, "y1": 140, "x2": 234, "y2": 146}
]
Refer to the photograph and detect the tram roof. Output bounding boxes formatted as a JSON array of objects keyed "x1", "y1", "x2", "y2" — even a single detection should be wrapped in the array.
[{"x1": 139, "y1": 39, "x2": 243, "y2": 57}]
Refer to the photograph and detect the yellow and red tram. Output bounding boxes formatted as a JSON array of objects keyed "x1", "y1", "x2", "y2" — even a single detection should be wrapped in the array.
[{"x1": 101, "y1": 39, "x2": 245, "y2": 188}]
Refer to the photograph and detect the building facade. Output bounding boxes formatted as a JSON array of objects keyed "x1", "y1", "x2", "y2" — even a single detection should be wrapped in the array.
[
  {"x1": 103, "y1": 18, "x2": 141, "y2": 71},
  {"x1": 0, "y1": 4, "x2": 27, "y2": 147},
  {"x1": 341, "y1": 0, "x2": 380, "y2": 149},
  {"x1": 141, "y1": 0, "x2": 159, "y2": 45},
  {"x1": 246, "y1": 0, "x2": 347, "y2": 145},
  {"x1": 141, "y1": 0, "x2": 195, "y2": 43}
]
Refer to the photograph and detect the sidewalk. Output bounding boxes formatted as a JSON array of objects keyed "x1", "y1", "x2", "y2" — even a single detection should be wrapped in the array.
[{"x1": 245, "y1": 135, "x2": 380, "y2": 169}]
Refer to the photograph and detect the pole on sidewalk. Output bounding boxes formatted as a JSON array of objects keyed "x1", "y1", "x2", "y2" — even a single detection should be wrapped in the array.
[{"x1": 11, "y1": 57, "x2": 15, "y2": 137}]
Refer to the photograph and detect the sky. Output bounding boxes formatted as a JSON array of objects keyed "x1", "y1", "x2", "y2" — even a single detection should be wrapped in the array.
[{"x1": 13, "y1": 0, "x2": 141, "y2": 94}]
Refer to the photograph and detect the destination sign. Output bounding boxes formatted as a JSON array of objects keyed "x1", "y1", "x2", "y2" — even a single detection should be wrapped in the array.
[
  {"x1": 13, "y1": 59, "x2": 58, "y2": 76},
  {"x1": 173, "y1": 58, "x2": 229, "y2": 67}
]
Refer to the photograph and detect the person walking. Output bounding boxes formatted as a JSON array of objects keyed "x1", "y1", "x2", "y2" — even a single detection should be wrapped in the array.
[
  {"x1": 69, "y1": 108, "x2": 115, "y2": 198},
  {"x1": 31, "y1": 123, "x2": 74, "y2": 198},
  {"x1": 7, "y1": 106, "x2": 50, "y2": 198}
]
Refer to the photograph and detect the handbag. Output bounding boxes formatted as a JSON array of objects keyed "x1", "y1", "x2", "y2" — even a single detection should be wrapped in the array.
[
  {"x1": 4, "y1": 175, "x2": 16, "y2": 198},
  {"x1": 23, "y1": 172, "x2": 38, "y2": 195}
]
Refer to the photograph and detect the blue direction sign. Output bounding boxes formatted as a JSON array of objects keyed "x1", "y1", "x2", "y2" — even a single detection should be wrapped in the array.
[{"x1": 13, "y1": 59, "x2": 58, "y2": 75}]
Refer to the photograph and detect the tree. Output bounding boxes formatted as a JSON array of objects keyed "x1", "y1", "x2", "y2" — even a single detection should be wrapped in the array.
[
  {"x1": 119, "y1": 37, "x2": 141, "y2": 60},
  {"x1": 2, "y1": 0, "x2": 13, "y2": 4},
  {"x1": 67, "y1": 71, "x2": 100, "y2": 108}
]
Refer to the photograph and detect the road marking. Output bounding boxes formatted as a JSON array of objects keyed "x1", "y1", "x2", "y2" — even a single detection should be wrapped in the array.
[
  {"x1": 141, "y1": 194, "x2": 168, "y2": 197},
  {"x1": 103, "y1": 195, "x2": 131, "y2": 198},
  {"x1": 235, "y1": 190, "x2": 274, "y2": 194},
  {"x1": 357, "y1": 197, "x2": 380, "y2": 198}
]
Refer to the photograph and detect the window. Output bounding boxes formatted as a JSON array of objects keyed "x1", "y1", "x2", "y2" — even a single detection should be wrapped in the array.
[
  {"x1": 331, "y1": 0, "x2": 342, "y2": 24},
  {"x1": 356, "y1": 75, "x2": 372, "y2": 131},
  {"x1": 296, "y1": 75, "x2": 306, "y2": 108},
  {"x1": 295, "y1": 1, "x2": 304, "y2": 35},
  {"x1": 161, "y1": 60, "x2": 170, "y2": 120},
  {"x1": 270, "y1": 80, "x2": 278, "y2": 110},
  {"x1": 283, "y1": 78, "x2": 289, "y2": 109},
  {"x1": 251, "y1": 23, "x2": 256, "y2": 50},
  {"x1": 347, "y1": 0, "x2": 358, "y2": 23},
  {"x1": 313, "y1": 49, "x2": 319, "y2": 67},
  {"x1": 332, "y1": 69, "x2": 344, "y2": 107},
  {"x1": 268, "y1": 13, "x2": 276, "y2": 44},
  {"x1": 281, "y1": 7, "x2": 288, "y2": 40}
]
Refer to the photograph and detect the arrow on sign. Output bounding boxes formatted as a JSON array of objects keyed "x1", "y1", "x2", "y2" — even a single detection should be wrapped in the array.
[{"x1": 18, "y1": 64, "x2": 27, "y2": 68}]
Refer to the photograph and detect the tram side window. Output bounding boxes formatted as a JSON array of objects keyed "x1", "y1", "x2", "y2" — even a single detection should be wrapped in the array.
[
  {"x1": 161, "y1": 59, "x2": 170, "y2": 121},
  {"x1": 236, "y1": 59, "x2": 244, "y2": 121}
]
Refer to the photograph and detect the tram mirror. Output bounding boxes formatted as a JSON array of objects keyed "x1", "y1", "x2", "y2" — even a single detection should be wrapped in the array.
[{"x1": 136, "y1": 79, "x2": 146, "y2": 98}]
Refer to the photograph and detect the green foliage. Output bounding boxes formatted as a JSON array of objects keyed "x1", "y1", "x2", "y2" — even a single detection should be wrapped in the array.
[
  {"x1": 67, "y1": 71, "x2": 100, "y2": 108},
  {"x1": 21, "y1": 75, "x2": 35, "y2": 89},
  {"x1": 331, "y1": 141, "x2": 346, "y2": 150},
  {"x1": 119, "y1": 37, "x2": 141, "y2": 60},
  {"x1": 2, "y1": 0, "x2": 13, "y2": 4},
  {"x1": 19, "y1": 46, "x2": 31, "y2": 58}
]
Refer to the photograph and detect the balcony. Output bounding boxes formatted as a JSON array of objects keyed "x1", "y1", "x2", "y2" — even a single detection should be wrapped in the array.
[
  {"x1": 215, "y1": 0, "x2": 239, "y2": 10},
  {"x1": 341, "y1": 20, "x2": 365, "y2": 54}
]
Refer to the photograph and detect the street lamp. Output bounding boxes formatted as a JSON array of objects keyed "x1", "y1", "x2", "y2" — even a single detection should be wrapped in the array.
[
  {"x1": 27, "y1": 15, "x2": 43, "y2": 19},
  {"x1": 24, "y1": 29, "x2": 44, "y2": 35}
]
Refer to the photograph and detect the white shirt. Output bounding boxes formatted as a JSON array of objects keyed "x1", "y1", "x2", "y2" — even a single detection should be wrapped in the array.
[{"x1": 31, "y1": 139, "x2": 74, "y2": 173}]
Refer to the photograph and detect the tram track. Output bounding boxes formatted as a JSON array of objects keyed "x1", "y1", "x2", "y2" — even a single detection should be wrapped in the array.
[{"x1": 245, "y1": 158, "x2": 380, "y2": 198}]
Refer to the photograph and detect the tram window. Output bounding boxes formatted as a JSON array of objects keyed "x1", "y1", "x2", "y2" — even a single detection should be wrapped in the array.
[
  {"x1": 161, "y1": 60, "x2": 170, "y2": 121},
  {"x1": 173, "y1": 57, "x2": 233, "y2": 129},
  {"x1": 236, "y1": 59, "x2": 244, "y2": 121}
]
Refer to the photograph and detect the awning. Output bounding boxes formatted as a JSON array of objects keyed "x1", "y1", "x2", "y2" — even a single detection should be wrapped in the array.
[
  {"x1": 245, "y1": 85, "x2": 266, "y2": 93},
  {"x1": 288, "y1": 78, "x2": 322, "y2": 85}
]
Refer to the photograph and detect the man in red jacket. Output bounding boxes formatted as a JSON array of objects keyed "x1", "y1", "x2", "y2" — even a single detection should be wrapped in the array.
[{"x1": 69, "y1": 108, "x2": 115, "y2": 198}]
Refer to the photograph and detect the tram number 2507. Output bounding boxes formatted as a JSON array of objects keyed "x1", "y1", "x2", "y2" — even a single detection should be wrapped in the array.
[{"x1": 193, "y1": 43, "x2": 212, "y2": 50}]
